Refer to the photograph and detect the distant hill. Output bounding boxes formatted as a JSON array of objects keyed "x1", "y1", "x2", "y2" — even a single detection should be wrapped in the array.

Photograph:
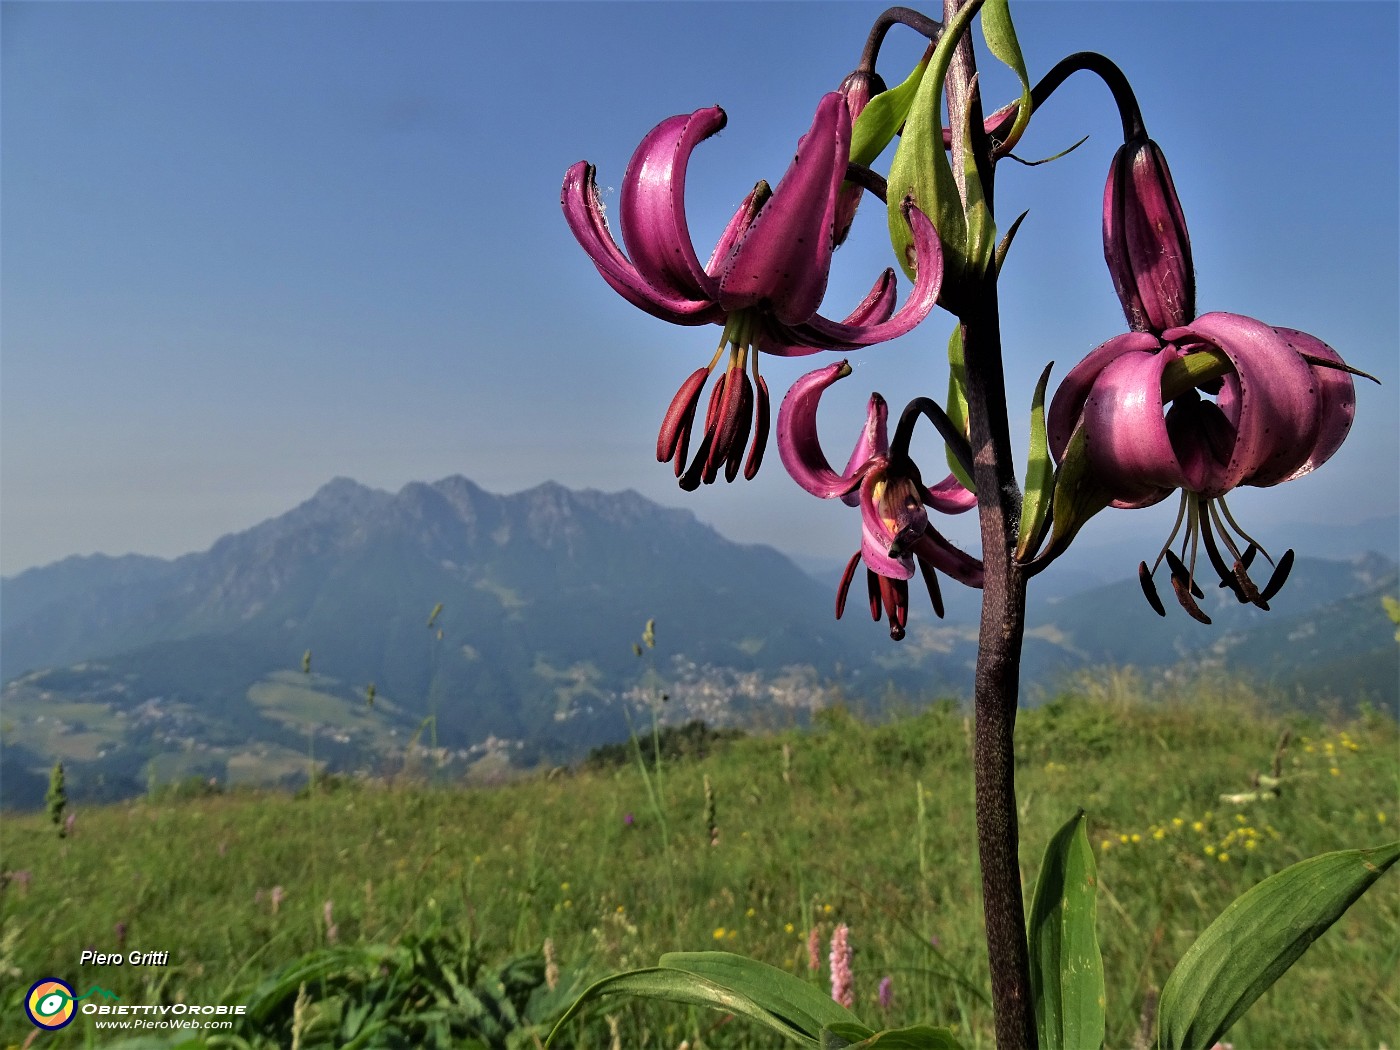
[
  {"x1": 2, "y1": 478, "x2": 1394, "y2": 808},
  {"x1": 0, "y1": 477, "x2": 966, "y2": 807}
]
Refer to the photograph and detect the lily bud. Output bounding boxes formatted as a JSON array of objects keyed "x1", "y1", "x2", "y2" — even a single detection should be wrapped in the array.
[
  {"x1": 1103, "y1": 137, "x2": 1195, "y2": 333},
  {"x1": 833, "y1": 69, "x2": 886, "y2": 247}
]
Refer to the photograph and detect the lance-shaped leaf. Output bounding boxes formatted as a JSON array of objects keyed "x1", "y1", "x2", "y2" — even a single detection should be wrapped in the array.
[
  {"x1": 850, "y1": 50, "x2": 933, "y2": 169},
  {"x1": 546, "y1": 951, "x2": 867, "y2": 1048},
  {"x1": 660, "y1": 952, "x2": 865, "y2": 1036},
  {"x1": 886, "y1": 0, "x2": 985, "y2": 284},
  {"x1": 979, "y1": 0, "x2": 1032, "y2": 155},
  {"x1": 824, "y1": 1022, "x2": 967, "y2": 1048},
  {"x1": 1158, "y1": 840, "x2": 1400, "y2": 1050},
  {"x1": 944, "y1": 324, "x2": 974, "y2": 491},
  {"x1": 1027, "y1": 810, "x2": 1105, "y2": 1050},
  {"x1": 956, "y1": 83, "x2": 996, "y2": 277},
  {"x1": 1015, "y1": 362, "x2": 1055, "y2": 561}
]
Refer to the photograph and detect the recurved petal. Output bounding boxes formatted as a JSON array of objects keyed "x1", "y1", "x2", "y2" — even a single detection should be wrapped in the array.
[
  {"x1": 838, "y1": 394, "x2": 891, "y2": 508},
  {"x1": 776, "y1": 360, "x2": 863, "y2": 499},
  {"x1": 620, "y1": 107, "x2": 728, "y2": 303},
  {"x1": 562, "y1": 161, "x2": 725, "y2": 325},
  {"x1": 1271, "y1": 326, "x2": 1356, "y2": 483},
  {"x1": 789, "y1": 201, "x2": 943, "y2": 350},
  {"x1": 719, "y1": 93, "x2": 850, "y2": 325},
  {"x1": 1163, "y1": 312, "x2": 1320, "y2": 493},
  {"x1": 752, "y1": 268, "x2": 897, "y2": 356},
  {"x1": 923, "y1": 472, "x2": 977, "y2": 513},
  {"x1": 705, "y1": 181, "x2": 771, "y2": 278},
  {"x1": 1046, "y1": 330, "x2": 1161, "y2": 461},
  {"x1": 1080, "y1": 346, "x2": 1188, "y2": 502},
  {"x1": 908, "y1": 530, "x2": 984, "y2": 588}
]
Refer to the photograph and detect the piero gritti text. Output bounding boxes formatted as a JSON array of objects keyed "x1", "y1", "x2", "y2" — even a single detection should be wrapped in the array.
[{"x1": 80, "y1": 950, "x2": 171, "y2": 966}]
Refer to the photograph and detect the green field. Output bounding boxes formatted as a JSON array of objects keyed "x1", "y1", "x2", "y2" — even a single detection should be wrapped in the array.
[{"x1": 2, "y1": 670, "x2": 1396, "y2": 1048}]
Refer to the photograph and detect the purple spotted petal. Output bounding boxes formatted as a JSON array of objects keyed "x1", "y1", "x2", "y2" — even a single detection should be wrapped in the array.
[
  {"x1": 755, "y1": 269, "x2": 898, "y2": 356},
  {"x1": 705, "y1": 181, "x2": 770, "y2": 278},
  {"x1": 562, "y1": 161, "x2": 725, "y2": 325},
  {"x1": 1269, "y1": 326, "x2": 1356, "y2": 483},
  {"x1": 1046, "y1": 330, "x2": 1161, "y2": 461},
  {"x1": 777, "y1": 361, "x2": 864, "y2": 499},
  {"x1": 838, "y1": 394, "x2": 891, "y2": 508},
  {"x1": 719, "y1": 93, "x2": 849, "y2": 325},
  {"x1": 788, "y1": 202, "x2": 944, "y2": 350},
  {"x1": 923, "y1": 472, "x2": 977, "y2": 513},
  {"x1": 619, "y1": 106, "x2": 728, "y2": 303},
  {"x1": 1163, "y1": 312, "x2": 1320, "y2": 495},
  {"x1": 1080, "y1": 346, "x2": 1186, "y2": 505},
  {"x1": 909, "y1": 531, "x2": 985, "y2": 588}
]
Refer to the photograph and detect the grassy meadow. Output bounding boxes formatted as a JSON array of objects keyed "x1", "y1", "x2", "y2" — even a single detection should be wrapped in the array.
[{"x1": 1, "y1": 669, "x2": 1397, "y2": 1049}]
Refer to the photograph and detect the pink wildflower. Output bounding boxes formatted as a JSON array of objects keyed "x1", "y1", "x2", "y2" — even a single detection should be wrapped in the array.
[
  {"x1": 829, "y1": 923, "x2": 854, "y2": 1008},
  {"x1": 807, "y1": 926, "x2": 822, "y2": 972},
  {"x1": 878, "y1": 975, "x2": 894, "y2": 1011}
]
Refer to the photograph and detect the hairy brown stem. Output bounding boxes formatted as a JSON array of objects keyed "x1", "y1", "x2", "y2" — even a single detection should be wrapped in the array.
[{"x1": 945, "y1": 1, "x2": 1037, "y2": 1047}]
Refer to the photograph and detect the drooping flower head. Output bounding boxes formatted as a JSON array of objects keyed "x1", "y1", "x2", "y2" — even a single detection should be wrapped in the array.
[
  {"x1": 1103, "y1": 136, "x2": 1195, "y2": 334},
  {"x1": 562, "y1": 91, "x2": 944, "y2": 489},
  {"x1": 1047, "y1": 312, "x2": 1360, "y2": 621},
  {"x1": 779, "y1": 360, "x2": 982, "y2": 639}
]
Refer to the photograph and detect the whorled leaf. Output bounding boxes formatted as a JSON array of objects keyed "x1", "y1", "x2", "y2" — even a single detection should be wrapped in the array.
[
  {"x1": 886, "y1": 0, "x2": 985, "y2": 285},
  {"x1": 944, "y1": 324, "x2": 974, "y2": 492},
  {"x1": 1015, "y1": 362, "x2": 1055, "y2": 562},
  {"x1": 957, "y1": 83, "x2": 996, "y2": 277},
  {"x1": 850, "y1": 51, "x2": 933, "y2": 169},
  {"x1": 1157, "y1": 840, "x2": 1400, "y2": 1050},
  {"x1": 979, "y1": 0, "x2": 1032, "y2": 155}
]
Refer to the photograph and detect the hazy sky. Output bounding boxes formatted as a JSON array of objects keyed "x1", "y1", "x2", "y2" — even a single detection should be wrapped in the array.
[{"x1": 3, "y1": 1, "x2": 1397, "y2": 578}]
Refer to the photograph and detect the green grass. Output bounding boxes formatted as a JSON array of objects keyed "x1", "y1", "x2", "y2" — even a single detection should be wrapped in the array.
[{"x1": 1, "y1": 670, "x2": 1396, "y2": 1048}]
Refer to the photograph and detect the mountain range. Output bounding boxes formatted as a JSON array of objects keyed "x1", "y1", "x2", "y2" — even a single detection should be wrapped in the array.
[{"x1": 2, "y1": 477, "x2": 1395, "y2": 808}]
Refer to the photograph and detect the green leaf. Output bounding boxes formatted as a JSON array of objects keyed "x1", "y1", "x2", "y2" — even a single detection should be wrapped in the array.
[
  {"x1": 1158, "y1": 840, "x2": 1400, "y2": 1050},
  {"x1": 850, "y1": 52, "x2": 933, "y2": 168},
  {"x1": 993, "y1": 210, "x2": 1028, "y2": 275},
  {"x1": 823, "y1": 1022, "x2": 876, "y2": 1048},
  {"x1": 1015, "y1": 362, "x2": 1055, "y2": 562},
  {"x1": 979, "y1": 0, "x2": 1032, "y2": 154},
  {"x1": 1032, "y1": 422, "x2": 1115, "y2": 565},
  {"x1": 836, "y1": 1024, "x2": 968, "y2": 1049},
  {"x1": 661, "y1": 952, "x2": 865, "y2": 1035},
  {"x1": 1028, "y1": 809, "x2": 1105, "y2": 1050},
  {"x1": 944, "y1": 325, "x2": 974, "y2": 492},
  {"x1": 957, "y1": 88, "x2": 995, "y2": 276},
  {"x1": 546, "y1": 951, "x2": 866, "y2": 1048},
  {"x1": 546, "y1": 966, "x2": 815, "y2": 1047},
  {"x1": 886, "y1": 0, "x2": 985, "y2": 284}
]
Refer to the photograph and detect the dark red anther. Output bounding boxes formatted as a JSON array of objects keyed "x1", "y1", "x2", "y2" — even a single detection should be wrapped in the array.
[
  {"x1": 1259, "y1": 549, "x2": 1295, "y2": 603},
  {"x1": 1138, "y1": 562, "x2": 1167, "y2": 617},
  {"x1": 835, "y1": 552, "x2": 862, "y2": 620}
]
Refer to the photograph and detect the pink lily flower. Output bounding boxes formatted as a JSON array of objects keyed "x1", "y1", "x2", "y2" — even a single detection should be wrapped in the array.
[
  {"x1": 562, "y1": 92, "x2": 943, "y2": 489},
  {"x1": 778, "y1": 360, "x2": 982, "y2": 639},
  {"x1": 1046, "y1": 312, "x2": 1359, "y2": 621}
]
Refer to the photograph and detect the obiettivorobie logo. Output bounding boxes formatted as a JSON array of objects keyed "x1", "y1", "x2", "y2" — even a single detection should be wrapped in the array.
[{"x1": 24, "y1": 978, "x2": 120, "y2": 1030}]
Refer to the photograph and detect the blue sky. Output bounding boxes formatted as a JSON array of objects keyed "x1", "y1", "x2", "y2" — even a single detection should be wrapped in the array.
[{"x1": 3, "y1": 1, "x2": 1397, "y2": 578}]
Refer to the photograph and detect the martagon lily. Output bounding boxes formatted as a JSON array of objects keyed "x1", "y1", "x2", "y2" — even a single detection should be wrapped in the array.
[
  {"x1": 562, "y1": 90, "x2": 944, "y2": 490},
  {"x1": 1046, "y1": 312, "x2": 1359, "y2": 622},
  {"x1": 779, "y1": 360, "x2": 983, "y2": 639}
]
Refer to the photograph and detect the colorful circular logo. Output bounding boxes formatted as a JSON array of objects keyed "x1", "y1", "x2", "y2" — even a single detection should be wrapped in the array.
[{"x1": 25, "y1": 978, "x2": 77, "y2": 1030}]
